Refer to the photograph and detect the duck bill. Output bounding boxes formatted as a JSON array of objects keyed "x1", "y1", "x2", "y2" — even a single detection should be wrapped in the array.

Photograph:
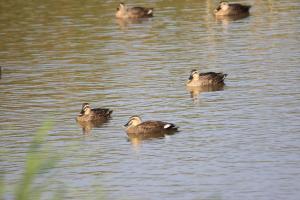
[
  {"x1": 79, "y1": 109, "x2": 85, "y2": 116},
  {"x1": 214, "y1": 6, "x2": 221, "y2": 13},
  {"x1": 188, "y1": 75, "x2": 193, "y2": 80},
  {"x1": 123, "y1": 121, "x2": 129, "y2": 128}
]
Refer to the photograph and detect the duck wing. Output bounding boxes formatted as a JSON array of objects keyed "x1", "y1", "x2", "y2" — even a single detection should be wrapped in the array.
[
  {"x1": 92, "y1": 108, "x2": 113, "y2": 117},
  {"x1": 130, "y1": 7, "x2": 153, "y2": 17},
  {"x1": 138, "y1": 121, "x2": 178, "y2": 132},
  {"x1": 200, "y1": 72, "x2": 227, "y2": 83},
  {"x1": 230, "y1": 4, "x2": 251, "y2": 13}
]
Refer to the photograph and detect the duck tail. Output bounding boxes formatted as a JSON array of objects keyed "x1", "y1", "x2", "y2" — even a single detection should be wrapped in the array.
[
  {"x1": 244, "y1": 5, "x2": 251, "y2": 12},
  {"x1": 219, "y1": 73, "x2": 227, "y2": 83},
  {"x1": 164, "y1": 123, "x2": 178, "y2": 131},
  {"x1": 106, "y1": 110, "x2": 113, "y2": 117},
  {"x1": 147, "y1": 8, "x2": 153, "y2": 15}
]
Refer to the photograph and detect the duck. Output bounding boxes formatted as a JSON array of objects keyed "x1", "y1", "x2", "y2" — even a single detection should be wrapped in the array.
[
  {"x1": 124, "y1": 116, "x2": 178, "y2": 139},
  {"x1": 214, "y1": 1, "x2": 251, "y2": 16},
  {"x1": 186, "y1": 69, "x2": 227, "y2": 87},
  {"x1": 76, "y1": 103, "x2": 112, "y2": 123},
  {"x1": 116, "y1": 2, "x2": 153, "y2": 19}
]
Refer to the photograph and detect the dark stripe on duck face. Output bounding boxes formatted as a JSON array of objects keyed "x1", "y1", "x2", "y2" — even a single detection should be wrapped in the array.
[
  {"x1": 215, "y1": 5, "x2": 221, "y2": 11},
  {"x1": 84, "y1": 104, "x2": 90, "y2": 109},
  {"x1": 79, "y1": 103, "x2": 88, "y2": 115},
  {"x1": 79, "y1": 109, "x2": 85, "y2": 116},
  {"x1": 79, "y1": 103, "x2": 91, "y2": 116},
  {"x1": 124, "y1": 120, "x2": 131, "y2": 127},
  {"x1": 124, "y1": 117, "x2": 136, "y2": 127},
  {"x1": 82, "y1": 103, "x2": 90, "y2": 109},
  {"x1": 189, "y1": 70, "x2": 199, "y2": 80},
  {"x1": 124, "y1": 116, "x2": 142, "y2": 128},
  {"x1": 190, "y1": 69, "x2": 198, "y2": 74}
]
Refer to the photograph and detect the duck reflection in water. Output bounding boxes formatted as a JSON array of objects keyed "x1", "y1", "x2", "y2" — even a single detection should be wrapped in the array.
[
  {"x1": 77, "y1": 120, "x2": 110, "y2": 135},
  {"x1": 116, "y1": 17, "x2": 152, "y2": 29},
  {"x1": 187, "y1": 84, "x2": 225, "y2": 102},
  {"x1": 124, "y1": 116, "x2": 178, "y2": 141},
  {"x1": 215, "y1": 13, "x2": 250, "y2": 22},
  {"x1": 76, "y1": 103, "x2": 112, "y2": 134}
]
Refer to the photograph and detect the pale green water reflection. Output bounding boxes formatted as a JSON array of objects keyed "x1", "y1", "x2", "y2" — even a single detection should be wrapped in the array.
[{"x1": 1, "y1": 0, "x2": 300, "y2": 199}]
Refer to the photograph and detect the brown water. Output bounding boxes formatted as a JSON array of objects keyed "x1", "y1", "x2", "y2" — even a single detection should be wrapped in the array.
[{"x1": 1, "y1": 0, "x2": 300, "y2": 199}]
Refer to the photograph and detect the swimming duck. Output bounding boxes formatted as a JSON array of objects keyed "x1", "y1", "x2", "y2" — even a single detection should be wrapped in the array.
[
  {"x1": 124, "y1": 116, "x2": 178, "y2": 139},
  {"x1": 116, "y1": 2, "x2": 153, "y2": 19},
  {"x1": 76, "y1": 103, "x2": 112, "y2": 123},
  {"x1": 214, "y1": 1, "x2": 251, "y2": 16},
  {"x1": 186, "y1": 69, "x2": 227, "y2": 87}
]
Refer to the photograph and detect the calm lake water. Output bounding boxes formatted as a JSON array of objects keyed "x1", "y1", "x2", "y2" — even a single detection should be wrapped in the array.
[{"x1": 1, "y1": 0, "x2": 300, "y2": 199}]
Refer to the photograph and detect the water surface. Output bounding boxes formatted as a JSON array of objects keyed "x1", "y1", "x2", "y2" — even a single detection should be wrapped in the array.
[{"x1": 1, "y1": 0, "x2": 300, "y2": 199}]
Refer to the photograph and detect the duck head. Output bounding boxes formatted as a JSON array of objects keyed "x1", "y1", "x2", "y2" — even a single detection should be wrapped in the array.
[
  {"x1": 116, "y1": 2, "x2": 128, "y2": 18},
  {"x1": 116, "y1": 2, "x2": 127, "y2": 12},
  {"x1": 214, "y1": 1, "x2": 229, "y2": 13},
  {"x1": 79, "y1": 103, "x2": 92, "y2": 116},
  {"x1": 188, "y1": 69, "x2": 200, "y2": 81},
  {"x1": 124, "y1": 115, "x2": 142, "y2": 128}
]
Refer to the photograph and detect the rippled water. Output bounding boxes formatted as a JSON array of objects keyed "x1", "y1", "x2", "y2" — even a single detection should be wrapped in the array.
[{"x1": 1, "y1": 0, "x2": 300, "y2": 199}]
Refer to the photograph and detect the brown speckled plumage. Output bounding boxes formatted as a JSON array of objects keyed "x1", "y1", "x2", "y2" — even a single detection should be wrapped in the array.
[{"x1": 116, "y1": 3, "x2": 153, "y2": 19}]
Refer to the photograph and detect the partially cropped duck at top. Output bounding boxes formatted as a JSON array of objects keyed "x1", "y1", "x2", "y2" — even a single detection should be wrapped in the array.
[
  {"x1": 76, "y1": 103, "x2": 113, "y2": 123},
  {"x1": 214, "y1": 1, "x2": 251, "y2": 16},
  {"x1": 116, "y1": 2, "x2": 153, "y2": 19},
  {"x1": 186, "y1": 69, "x2": 227, "y2": 87},
  {"x1": 124, "y1": 116, "x2": 178, "y2": 139}
]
